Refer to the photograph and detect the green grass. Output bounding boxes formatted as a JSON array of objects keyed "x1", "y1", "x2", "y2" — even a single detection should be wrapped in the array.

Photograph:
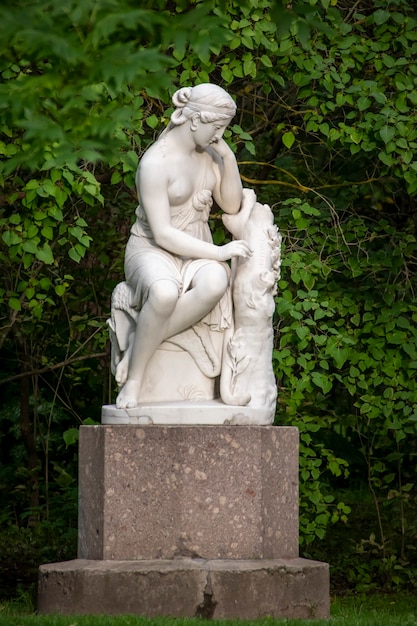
[{"x1": 1, "y1": 595, "x2": 417, "y2": 626}]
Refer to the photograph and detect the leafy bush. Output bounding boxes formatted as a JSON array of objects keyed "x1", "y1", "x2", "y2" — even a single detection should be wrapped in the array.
[{"x1": 0, "y1": 0, "x2": 416, "y2": 595}]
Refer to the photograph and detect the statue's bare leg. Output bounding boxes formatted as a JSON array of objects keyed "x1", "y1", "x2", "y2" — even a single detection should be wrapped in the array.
[
  {"x1": 116, "y1": 279, "x2": 179, "y2": 409},
  {"x1": 164, "y1": 263, "x2": 228, "y2": 338},
  {"x1": 116, "y1": 263, "x2": 228, "y2": 408}
]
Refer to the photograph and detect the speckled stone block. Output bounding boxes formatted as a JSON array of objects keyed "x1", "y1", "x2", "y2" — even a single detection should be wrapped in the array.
[
  {"x1": 38, "y1": 558, "x2": 330, "y2": 619},
  {"x1": 38, "y1": 559, "x2": 207, "y2": 617},
  {"x1": 78, "y1": 425, "x2": 299, "y2": 561}
]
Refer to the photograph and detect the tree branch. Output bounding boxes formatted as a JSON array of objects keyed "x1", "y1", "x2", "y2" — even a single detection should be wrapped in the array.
[{"x1": 0, "y1": 352, "x2": 107, "y2": 386}]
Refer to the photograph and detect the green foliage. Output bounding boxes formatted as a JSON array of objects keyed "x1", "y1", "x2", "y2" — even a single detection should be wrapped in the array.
[
  {"x1": 273, "y1": 191, "x2": 416, "y2": 569},
  {"x1": 0, "y1": 1, "x2": 218, "y2": 173},
  {"x1": 291, "y1": 4, "x2": 417, "y2": 194},
  {"x1": 0, "y1": 520, "x2": 77, "y2": 605},
  {"x1": 1, "y1": 0, "x2": 417, "y2": 598}
]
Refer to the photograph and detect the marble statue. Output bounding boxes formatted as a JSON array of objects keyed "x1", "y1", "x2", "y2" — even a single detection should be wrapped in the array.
[{"x1": 107, "y1": 83, "x2": 281, "y2": 424}]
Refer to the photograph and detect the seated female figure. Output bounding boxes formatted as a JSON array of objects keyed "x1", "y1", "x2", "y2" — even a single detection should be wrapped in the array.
[{"x1": 115, "y1": 83, "x2": 252, "y2": 409}]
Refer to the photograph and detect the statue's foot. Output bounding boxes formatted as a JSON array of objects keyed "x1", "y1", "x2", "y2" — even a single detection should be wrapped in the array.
[
  {"x1": 116, "y1": 379, "x2": 141, "y2": 409},
  {"x1": 115, "y1": 356, "x2": 129, "y2": 386}
]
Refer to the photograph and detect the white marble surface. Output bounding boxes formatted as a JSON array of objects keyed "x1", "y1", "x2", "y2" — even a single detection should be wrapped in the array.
[
  {"x1": 107, "y1": 84, "x2": 280, "y2": 419},
  {"x1": 101, "y1": 400, "x2": 274, "y2": 426}
]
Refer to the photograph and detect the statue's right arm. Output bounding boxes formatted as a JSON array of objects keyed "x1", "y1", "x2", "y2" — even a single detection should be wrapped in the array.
[{"x1": 137, "y1": 156, "x2": 252, "y2": 262}]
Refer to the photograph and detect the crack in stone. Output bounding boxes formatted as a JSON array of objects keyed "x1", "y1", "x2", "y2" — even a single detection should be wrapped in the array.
[{"x1": 195, "y1": 569, "x2": 217, "y2": 619}]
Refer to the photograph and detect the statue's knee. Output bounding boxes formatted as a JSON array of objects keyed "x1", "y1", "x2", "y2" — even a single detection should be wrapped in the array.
[
  {"x1": 148, "y1": 280, "x2": 178, "y2": 316},
  {"x1": 201, "y1": 264, "x2": 228, "y2": 300}
]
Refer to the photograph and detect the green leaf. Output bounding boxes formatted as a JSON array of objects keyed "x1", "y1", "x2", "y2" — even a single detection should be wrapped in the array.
[
  {"x1": 380, "y1": 125, "x2": 395, "y2": 144},
  {"x1": 403, "y1": 343, "x2": 417, "y2": 359},
  {"x1": 260, "y1": 54, "x2": 273, "y2": 68},
  {"x1": 63, "y1": 428, "x2": 79, "y2": 448},
  {"x1": 349, "y1": 129, "x2": 362, "y2": 144},
  {"x1": 3, "y1": 230, "x2": 21, "y2": 246},
  {"x1": 374, "y1": 10, "x2": 390, "y2": 25},
  {"x1": 221, "y1": 66, "x2": 234, "y2": 83},
  {"x1": 24, "y1": 179, "x2": 40, "y2": 190},
  {"x1": 296, "y1": 326, "x2": 310, "y2": 341},
  {"x1": 333, "y1": 348, "x2": 349, "y2": 369},
  {"x1": 41, "y1": 225, "x2": 54, "y2": 240},
  {"x1": 9, "y1": 214, "x2": 21, "y2": 225},
  {"x1": 378, "y1": 151, "x2": 395, "y2": 166},
  {"x1": 9, "y1": 297, "x2": 21, "y2": 311},
  {"x1": 22, "y1": 240, "x2": 39, "y2": 254},
  {"x1": 39, "y1": 277, "x2": 51, "y2": 291},
  {"x1": 36, "y1": 243, "x2": 54, "y2": 264},
  {"x1": 282, "y1": 131, "x2": 295, "y2": 149},
  {"x1": 111, "y1": 170, "x2": 122, "y2": 185},
  {"x1": 68, "y1": 247, "x2": 82, "y2": 263},
  {"x1": 301, "y1": 270, "x2": 315, "y2": 290},
  {"x1": 146, "y1": 114, "x2": 159, "y2": 129},
  {"x1": 311, "y1": 372, "x2": 332, "y2": 394},
  {"x1": 55, "y1": 284, "x2": 66, "y2": 296}
]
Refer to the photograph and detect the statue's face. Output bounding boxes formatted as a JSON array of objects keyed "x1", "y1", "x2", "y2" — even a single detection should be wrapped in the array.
[{"x1": 192, "y1": 116, "x2": 231, "y2": 148}]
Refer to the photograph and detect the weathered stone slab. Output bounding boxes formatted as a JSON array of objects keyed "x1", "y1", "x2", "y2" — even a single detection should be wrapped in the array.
[
  {"x1": 38, "y1": 558, "x2": 330, "y2": 619},
  {"x1": 78, "y1": 425, "x2": 299, "y2": 561},
  {"x1": 102, "y1": 400, "x2": 273, "y2": 426}
]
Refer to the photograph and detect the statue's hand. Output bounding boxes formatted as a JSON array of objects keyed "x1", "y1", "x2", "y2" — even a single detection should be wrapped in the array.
[
  {"x1": 210, "y1": 137, "x2": 234, "y2": 159},
  {"x1": 218, "y1": 240, "x2": 253, "y2": 261}
]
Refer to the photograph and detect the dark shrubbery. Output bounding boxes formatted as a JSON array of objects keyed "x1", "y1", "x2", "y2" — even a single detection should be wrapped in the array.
[{"x1": 0, "y1": 0, "x2": 416, "y2": 597}]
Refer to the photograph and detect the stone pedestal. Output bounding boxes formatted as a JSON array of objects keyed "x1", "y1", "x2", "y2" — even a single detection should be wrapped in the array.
[
  {"x1": 38, "y1": 424, "x2": 330, "y2": 618},
  {"x1": 78, "y1": 425, "x2": 299, "y2": 560},
  {"x1": 38, "y1": 558, "x2": 329, "y2": 619}
]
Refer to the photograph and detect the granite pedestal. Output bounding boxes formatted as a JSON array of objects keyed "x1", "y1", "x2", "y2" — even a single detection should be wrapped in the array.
[{"x1": 38, "y1": 424, "x2": 330, "y2": 618}]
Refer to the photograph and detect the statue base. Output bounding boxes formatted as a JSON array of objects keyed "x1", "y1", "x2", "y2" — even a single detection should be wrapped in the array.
[
  {"x1": 38, "y1": 557, "x2": 329, "y2": 619},
  {"x1": 102, "y1": 400, "x2": 273, "y2": 426},
  {"x1": 37, "y1": 423, "x2": 330, "y2": 618}
]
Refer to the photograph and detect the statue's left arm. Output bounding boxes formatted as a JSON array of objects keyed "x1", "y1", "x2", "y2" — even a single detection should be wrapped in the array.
[{"x1": 209, "y1": 139, "x2": 243, "y2": 215}]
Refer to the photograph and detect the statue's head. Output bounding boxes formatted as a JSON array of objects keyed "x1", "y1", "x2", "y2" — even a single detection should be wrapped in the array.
[{"x1": 168, "y1": 84, "x2": 236, "y2": 128}]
